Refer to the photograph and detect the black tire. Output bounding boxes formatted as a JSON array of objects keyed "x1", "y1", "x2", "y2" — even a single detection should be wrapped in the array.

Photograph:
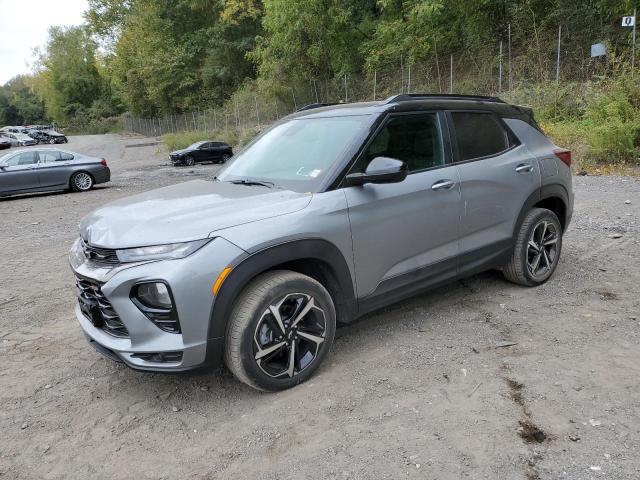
[
  {"x1": 70, "y1": 171, "x2": 94, "y2": 192},
  {"x1": 224, "y1": 270, "x2": 336, "y2": 392},
  {"x1": 219, "y1": 153, "x2": 231, "y2": 164},
  {"x1": 184, "y1": 155, "x2": 195, "y2": 166},
  {"x1": 49, "y1": 138, "x2": 56, "y2": 144},
  {"x1": 503, "y1": 208, "x2": 562, "y2": 286}
]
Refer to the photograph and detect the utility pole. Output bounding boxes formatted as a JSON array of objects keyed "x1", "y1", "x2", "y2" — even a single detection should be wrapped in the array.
[
  {"x1": 344, "y1": 74, "x2": 348, "y2": 103},
  {"x1": 449, "y1": 55, "x2": 453, "y2": 93},
  {"x1": 499, "y1": 40, "x2": 503, "y2": 93},
  {"x1": 633, "y1": 7, "x2": 637, "y2": 77},
  {"x1": 508, "y1": 23, "x2": 513, "y2": 91},
  {"x1": 373, "y1": 69, "x2": 377, "y2": 101},
  {"x1": 407, "y1": 64, "x2": 411, "y2": 93},
  {"x1": 400, "y1": 55, "x2": 404, "y2": 93},
  {"x1": 556, "y1": 24, "x2": 562, "y2": 82}
]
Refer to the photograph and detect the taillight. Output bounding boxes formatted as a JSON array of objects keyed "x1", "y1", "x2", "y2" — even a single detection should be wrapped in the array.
[
  {"x1": 554, "y1": 149, "x2": 571, "y2": 168},
  {"x1": 100, "y1": 158, "x2": 108, "y2": 166}
]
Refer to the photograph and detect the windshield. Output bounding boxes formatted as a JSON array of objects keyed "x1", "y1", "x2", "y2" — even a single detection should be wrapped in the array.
[
  {"x1": 217, "y1": 115, "x2": 371, "y2": 192},
  {"x1": 188, "y1": 141, "x2": 206, "y2": 149}
]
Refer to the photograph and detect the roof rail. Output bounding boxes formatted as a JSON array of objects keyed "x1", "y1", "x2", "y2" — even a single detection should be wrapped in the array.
[
  {"x1": 383, "y1": 93, "x2": 505, "y2": 104},
  {"x1": 296, "y1": 102, "x2": 336, "y2": 112}
]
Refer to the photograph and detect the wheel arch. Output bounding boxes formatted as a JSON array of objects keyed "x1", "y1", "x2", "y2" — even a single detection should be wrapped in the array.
[
  {"x1": 206, "y1": 239, "x2": 357, "y2": 343},
  {"x1": 69, "y1": 169, "x2": 95, "y2": 189},
  {"x1": 514, "y1": 184, "x2": 569, "y2": 238}
]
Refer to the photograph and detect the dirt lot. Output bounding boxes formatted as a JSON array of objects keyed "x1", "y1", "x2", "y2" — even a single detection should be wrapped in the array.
[{"x1": 0, "y1": 134, "x2": 639, "y2": 479}]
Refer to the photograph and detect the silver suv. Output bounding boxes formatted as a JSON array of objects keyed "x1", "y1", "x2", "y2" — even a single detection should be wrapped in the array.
[{"x1": 70, "y1": 94, "x2": 573, "y2": 391}]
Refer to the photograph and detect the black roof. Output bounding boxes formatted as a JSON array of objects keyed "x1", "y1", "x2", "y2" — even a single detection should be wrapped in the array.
[{"x1": 291, "y1": 93, "x2": 535, "y2": 126}]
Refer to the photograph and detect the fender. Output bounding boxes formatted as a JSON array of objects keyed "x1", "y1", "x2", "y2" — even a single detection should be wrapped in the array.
[
  {"x1": 206, "y1": 238, "x2": 357, "y2": 344},
  {"x1": 513, "y1": 184, "x2": 570, "y2": 239}
]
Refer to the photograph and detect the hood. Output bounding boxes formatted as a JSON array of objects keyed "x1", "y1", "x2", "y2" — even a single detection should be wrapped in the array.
[
  {"x1": 170, "y1": 148, "x2": 191, "y2": 156},
  {"x1": 80, "y1": 179, "x2": 312, "y2": 248}
]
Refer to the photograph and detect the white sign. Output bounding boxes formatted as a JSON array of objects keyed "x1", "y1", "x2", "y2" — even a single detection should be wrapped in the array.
[
  {"x1": 591, "y1": 43, "x2": 606, "y2": 57},
  {"x1": 622, "y1": 16, "x2": 636, "y2": 27}
]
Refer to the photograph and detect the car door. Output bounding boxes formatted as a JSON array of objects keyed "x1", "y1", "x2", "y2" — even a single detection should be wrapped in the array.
[
  {"x1": 343, "y1": 112, "x2": 462, "y2": 303},
  {"x1": 195, "y1": 142, "x2": 211, "y2": 162},
  {"x1": 208, "y1": 142, "x2": 223, "y2": 161},
  {"x1": 0, "y1": 151, "x2": 41, "y2": 194},
  {"x1": 448, "y1": 111, "x2": 541, "y2": 266},
  {"x1": 37, "y1": 150, "x2": 72, "y2": 188}
]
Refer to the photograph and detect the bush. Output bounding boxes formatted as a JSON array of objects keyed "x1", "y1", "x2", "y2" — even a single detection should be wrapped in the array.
[
  {"x1": 162, "y1": 127, "x2": 257, "y2": 152},
  {"x1": 163, "y1": 131, "x2": 210, "y2": 151}
]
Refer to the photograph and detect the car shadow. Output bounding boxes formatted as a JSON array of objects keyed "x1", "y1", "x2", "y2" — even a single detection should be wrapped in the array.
[
  {"x1": 113, "y1": 269, "x2": 509, "y2": 401},
  {"x1": 0, "y1": 186, "x2": 109, "y2": 202}
]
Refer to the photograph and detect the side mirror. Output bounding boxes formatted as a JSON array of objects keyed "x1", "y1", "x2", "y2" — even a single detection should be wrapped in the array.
[{"x1": 345, "y1": 157, "x2": 408, "y2": 186}]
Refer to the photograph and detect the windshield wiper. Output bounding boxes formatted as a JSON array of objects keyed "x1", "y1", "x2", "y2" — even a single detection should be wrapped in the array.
[{"x1": 227, "y1": 178, "x2": 275, "y2": 188}]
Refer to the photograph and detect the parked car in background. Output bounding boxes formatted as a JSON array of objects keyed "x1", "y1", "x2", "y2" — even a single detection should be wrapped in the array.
[
  {"x1": 0, "y1": 137, "x2": 11, "y2": 150},
  {"x1": 0, "y1": 132, "x2": 38, "y2": 147},
  {"x1": 0, "y1": 126, "x2": 25, "y2": 134},
  {"x1": 169, "y1": 141, "x2": 233, "y2": 166},
  {"x1": 27, "y1": 129, "x2": 68, "y2": 144},
  {"x1": 0, "y1": 148, "x2": 110, "y2": 197},
  {"x1": 69, "y1": 94, "x2": 573, "y2": 391}
]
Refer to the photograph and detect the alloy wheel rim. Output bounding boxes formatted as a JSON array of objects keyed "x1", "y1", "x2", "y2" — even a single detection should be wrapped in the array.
[
  {"x1": 74, "y1": 173, "x2": 92, "y2": 190},
  {"x1": 527, "y1": 220, "x2": 558, "y2": 278},
  {"x1": 253, "y1": 293, "x2": 326, "y2": 379}
]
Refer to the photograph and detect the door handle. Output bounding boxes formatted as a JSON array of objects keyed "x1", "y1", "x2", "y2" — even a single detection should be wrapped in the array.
[
  {"x1": 431, "y1": 179, "x2": 456, "y2": 191},
  {"x1": 515, "y1": 163, "x2": 534, "y2": 173}
]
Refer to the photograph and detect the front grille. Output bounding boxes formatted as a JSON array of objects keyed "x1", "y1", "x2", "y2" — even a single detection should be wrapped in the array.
[
  {"x1": 76, "y1": 275, "x2": 129, "y2": 338},
  {"x1": 82, "y1": 239, "x2": 119, "y2": 265}
]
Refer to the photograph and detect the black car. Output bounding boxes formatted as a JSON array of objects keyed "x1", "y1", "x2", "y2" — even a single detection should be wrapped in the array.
[
  {"x1": 28, "y1": 129, "x2": 68, "y2": 144},
  {"x1": 169, "y1": 141, "x2": 233, "y2": 166}
]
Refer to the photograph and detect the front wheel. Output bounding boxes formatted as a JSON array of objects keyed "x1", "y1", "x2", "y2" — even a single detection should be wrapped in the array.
[
  {"x1": 224, "y1": 270, "x2": 336, "y2": 391},
  {"x1": 70, "y1": 171, "x2": 94, "y2": 192},
  {"x1": 49, "y1": 138, "x2": 56, "y2": 144},
  {"x1": 503, "y1": 208, "x2": 562, "y2": 286},
  {"x1": 184, "y1": 155, "x2": 195, "y2": 166}
]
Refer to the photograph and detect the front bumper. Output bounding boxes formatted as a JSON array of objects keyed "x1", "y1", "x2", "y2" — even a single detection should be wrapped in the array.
[
  {"x1": 69, "y1": 237, "x2": 245, "y2": 372},
  {"x1": 170, "y1": 156, "x2": 184, "y2": 165}
]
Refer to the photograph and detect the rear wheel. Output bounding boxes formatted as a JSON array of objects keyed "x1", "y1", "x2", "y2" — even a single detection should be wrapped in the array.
[
  {"x1": 70, "y1": 172, "x2": 94, "y2": 192},
  {"x1": 184, "y1": 155, "x2": 195, "y2": 166},
  {"x1": 503, "y1": 208, "x2": 562, "y2": 286},
  {"x1": 219, "y1": 153, "x2": 231, "y2": 164},
  {"x1": 224, "y1": 270, "x2": 336, "y2": 391}
]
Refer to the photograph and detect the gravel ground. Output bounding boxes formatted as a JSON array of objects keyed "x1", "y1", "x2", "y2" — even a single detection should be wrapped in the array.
[{"x1": 0, "y1": 134, "x2": 639, "y2": 480}]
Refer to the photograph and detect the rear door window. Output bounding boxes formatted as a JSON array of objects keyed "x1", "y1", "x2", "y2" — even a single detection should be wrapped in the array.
[
  {"x1": 39, "y1": 151, "x2": 61, "y2": 163},
  {"x1": 451, "y1": 112, "x2": 508, "y2": 161},
  {"x1": 59, "y1": 152, "x2": 74, "y2": 161}
]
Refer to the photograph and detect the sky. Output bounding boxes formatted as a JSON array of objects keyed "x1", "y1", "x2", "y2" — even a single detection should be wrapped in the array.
[{"x1": 0, "y1": 0, "x2": 88, "y2": 85}]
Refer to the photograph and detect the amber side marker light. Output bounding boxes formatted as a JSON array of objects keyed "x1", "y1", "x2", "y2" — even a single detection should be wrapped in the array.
[{"x1": 212, "y1": 267, "x2": 233, "y2": 295}]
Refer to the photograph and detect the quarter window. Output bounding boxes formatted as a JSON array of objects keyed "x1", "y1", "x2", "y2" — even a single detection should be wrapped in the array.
[
  {"x1": 59, "y1": 152, "x2": 74, "y2": 161},
  {"x1": 451, "y1": 112, "x2": 508, "y2": 161},
  {"x1": 359, "y1": 113, "x2": 444, "y2": 173}
]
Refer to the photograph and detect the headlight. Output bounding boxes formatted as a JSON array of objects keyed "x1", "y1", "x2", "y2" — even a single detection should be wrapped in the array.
[{"x1": 116, "y1": 239, "x2": 211, "y2": 262}]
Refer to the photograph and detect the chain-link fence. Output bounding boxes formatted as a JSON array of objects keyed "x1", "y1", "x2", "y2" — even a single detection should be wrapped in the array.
[{"x1": 123, "y1": 22, "x2": 638, "y2": 138}]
